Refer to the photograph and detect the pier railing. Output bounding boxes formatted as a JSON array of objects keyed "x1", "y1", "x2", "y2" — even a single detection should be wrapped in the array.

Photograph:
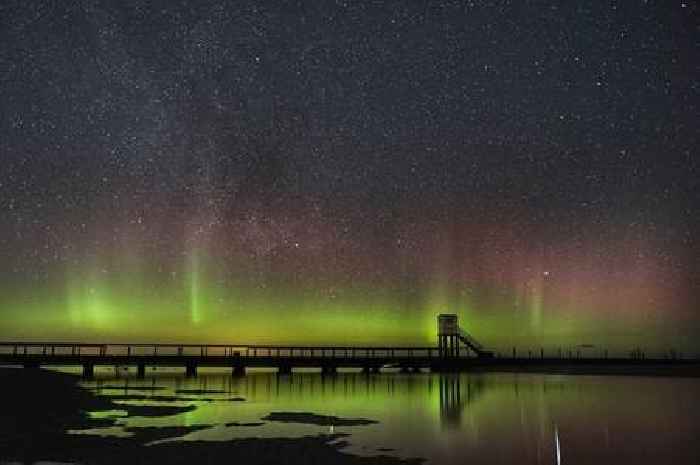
[
  {"x1": 0, "y1": 342, "x2": 439, "y2": 359},
  {"x1": 0, "y1": 342, "x2": 695, "y2": 361},
  {"x1": 1, "y1": 341, "x2": 697, "y2": 378}
]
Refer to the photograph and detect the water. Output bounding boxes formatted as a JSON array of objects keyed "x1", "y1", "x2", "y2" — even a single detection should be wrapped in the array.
[{"x1": 74, "y1": 369, "x2": 700, "y2": 464}]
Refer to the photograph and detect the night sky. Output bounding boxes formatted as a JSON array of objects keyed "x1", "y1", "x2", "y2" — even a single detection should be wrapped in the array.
[{"x1": 1, "y1": 1, "x2": 698, "y2": 352}]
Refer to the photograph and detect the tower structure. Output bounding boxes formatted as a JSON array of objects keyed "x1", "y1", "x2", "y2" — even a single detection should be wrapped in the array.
[
  {"x1": 437, "y1": 313, "x2": 492, "y2": 358},
  {"x1": 437, "y1": 314, "x2": 460, "y2": 358}
]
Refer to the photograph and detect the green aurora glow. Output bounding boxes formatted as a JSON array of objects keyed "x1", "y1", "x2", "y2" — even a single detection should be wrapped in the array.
[{"x1": 1, "y1": 251, "x2": 694, "y2": 354}]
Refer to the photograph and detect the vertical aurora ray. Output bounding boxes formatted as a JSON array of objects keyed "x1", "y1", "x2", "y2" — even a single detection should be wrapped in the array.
[
  {"x1": 65, "y1": 266, "x2": 116, "y2": 332},
  {"x1": 520, "y1": 272, "x2": 545, "y2": 333},
  {"x1": 187, "y1": 250, "x2": 203, "y2": 326}
]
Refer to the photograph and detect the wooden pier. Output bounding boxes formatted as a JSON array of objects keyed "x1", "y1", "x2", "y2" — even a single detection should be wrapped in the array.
[
  {"x1": 0, "y1": 342, "x2": 449, "y2": 377},
  {"x1": 1, "y1": 341, "x2": 698, "y2": 378}
]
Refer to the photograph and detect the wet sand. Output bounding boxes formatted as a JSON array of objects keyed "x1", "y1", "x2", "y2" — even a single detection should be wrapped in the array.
[{"x1": 0, "y1": 368, "x2": 424, "y2": 465}]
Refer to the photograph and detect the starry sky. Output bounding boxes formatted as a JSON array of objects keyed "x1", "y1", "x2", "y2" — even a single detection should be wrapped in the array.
[{"x1": 1, "y1": 1, "x2": 698, "y2": 352}]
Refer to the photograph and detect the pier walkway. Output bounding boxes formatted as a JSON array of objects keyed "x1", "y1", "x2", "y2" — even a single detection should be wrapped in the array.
[
  {"x1": 0, "y1": 342, "x2": 451, "y2": 376},
  {"x1": 1, "y1": 341, "x2": 697, "y2": 378}
]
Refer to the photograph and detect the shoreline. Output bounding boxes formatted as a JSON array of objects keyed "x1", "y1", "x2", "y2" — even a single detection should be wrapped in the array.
[{"x1": 0, "y1": 368, "x2": 423, "y2": 465}]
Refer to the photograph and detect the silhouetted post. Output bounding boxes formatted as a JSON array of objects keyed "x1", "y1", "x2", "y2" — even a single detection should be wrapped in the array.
[
  {"x1": 278, "y1": 364, "x2": 292, "y2": 375},
  {"x1": 540, "y1": 348, "x2": 544, "y2": 359},
  {"x1": 233, "y1": 365, "x2": 246, "y2": 376},
  {"x1": 137, "y1": 363, "x2": 146, "y2": 378},
  {"x1": 232, "y1": 351, "x2": 245, "y2": 376},
  {"x1": 23, "y1": 360, "x2": 39, "y2": 370},
  {"x1": 512, "y1": 347, "x2": 516, "y2": 358},
  {"x1": 322, "y1": 365, "x2": 337, "y2": 376}
]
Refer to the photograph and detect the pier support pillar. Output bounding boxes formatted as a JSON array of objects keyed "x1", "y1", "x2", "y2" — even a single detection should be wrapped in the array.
[
  {"x1": 321, "y1": 366, "x2": 337, "y2": 376},
  {"x1": 278, "y1": 365, "x2": 292, "y2": 375},
  {"x1": 137, "y1": 363, "x2": 146, "y2": 378},
  {"x1": 23, "y1": 361, "x2": 40, "y2": 370},
  {"x1": 400, "y1": 366, "x2": 410, "y2": 374},
  {"x1": 430, "y1": 362, "x2": 453, "y2": 373},
  {"x1": 231, "y1": 352, "x2": 245, "y2": 376},
  {"x1": 83, "y1": 363, "x2": 94, "y2": 378},
  {"x1": 185, "y1": 363, "x2": 197, "y2": 377},
  {"x1": 232, "y1": 365, "x2": 246, "y2": 376},
  {"x1": 371, "y1": 366, "x2": 381, "y2": 374}
]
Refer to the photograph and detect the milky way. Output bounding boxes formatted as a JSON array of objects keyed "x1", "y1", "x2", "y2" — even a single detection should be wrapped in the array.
[{"x1": 1, "y1": 1, "x2": 697, "y2": 353}]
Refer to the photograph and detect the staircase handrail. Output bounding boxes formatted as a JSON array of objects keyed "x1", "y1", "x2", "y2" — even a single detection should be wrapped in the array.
[{"x1": 458, "y1": 327, "x2": 483, "y2": 351}]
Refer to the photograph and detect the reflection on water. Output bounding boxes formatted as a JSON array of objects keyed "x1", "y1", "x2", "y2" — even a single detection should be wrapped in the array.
[
  {"x1": 438, "y1": 375, "x2": 486, "y2": 429},
  {"x1": 72, "y1": 370, "x2": 700, "y2": 464}
]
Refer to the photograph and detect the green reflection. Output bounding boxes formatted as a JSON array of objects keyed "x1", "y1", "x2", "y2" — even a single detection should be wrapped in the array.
[{"x1": 74, "y1": 371, "x2": 700, "y2": 464}]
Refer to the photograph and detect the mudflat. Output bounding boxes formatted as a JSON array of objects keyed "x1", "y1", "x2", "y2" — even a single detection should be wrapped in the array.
[{"x1": 0, "y1": 368, "x2": 423, "y2": 465}]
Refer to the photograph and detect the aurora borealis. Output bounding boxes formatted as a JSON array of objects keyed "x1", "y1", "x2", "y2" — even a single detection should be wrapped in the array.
[{"x1": 1, "y1": 1, "x2": 698, "y2": 353}]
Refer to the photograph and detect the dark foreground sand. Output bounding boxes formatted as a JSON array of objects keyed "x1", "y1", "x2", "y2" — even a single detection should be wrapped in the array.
[{"x1": 0, "y1": 368, "x2": 424, "y2": 465}]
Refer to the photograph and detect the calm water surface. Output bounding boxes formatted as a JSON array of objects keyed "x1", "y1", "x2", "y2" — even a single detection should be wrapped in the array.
[{"x1": 72, "y1": 369, "x2": 699, "y2": 464}]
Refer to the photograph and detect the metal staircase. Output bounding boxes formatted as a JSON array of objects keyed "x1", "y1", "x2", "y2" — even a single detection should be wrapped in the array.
[
  {"x1": 458, "y1": 328, "x2": 482, "y2": 352},
  {"x1": 458, "y1": 327, "x2": 493, "y2": 358},
  {"x1": 437, "y1": 314, "x2": 493, "y2": 358}
]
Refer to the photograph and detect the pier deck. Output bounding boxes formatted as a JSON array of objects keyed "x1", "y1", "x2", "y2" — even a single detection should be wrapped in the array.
[{"x1": 1, "y1": 342, "x2": 698, "y2": 377}]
